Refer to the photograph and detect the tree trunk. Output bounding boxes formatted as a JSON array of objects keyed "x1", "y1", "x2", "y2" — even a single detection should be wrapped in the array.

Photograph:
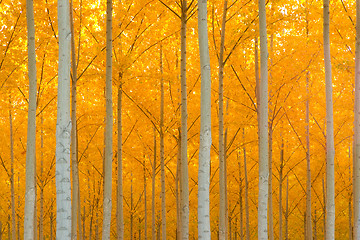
[
  {"x1": 323, "y1": 1, "x2": 335, "y2": 239},
  {"x1": 268, "y1": 125, "x2": 274, "y2": 240},
  {"x1": 218, "y1": 2, "x2": 228, "y2": 240},
  {"x1": 349, "y1": 145, "x2": 353, "y2": 240},
  {"x1": 285, "y1": 176, "x2": 289, "y2": 240},
  {"x1": 180, "y1": 1, "x2": 189, "y2": 239},
  {"x1": 131, "y1": 173, "x2": 134, "y2": 240},
  {"x1": 152, "y1": 129, "x2": 156, "y2": 240},
  {"x1": 144, "y1": 158, "x2": 148, "y2": 240},
  {"x1": 305, "y1": 72, "x2": 313, "y2": 240},
  {"x1": 322, "y1": 177, "x2": 326, "y2": 238},
  {"x1": 160, "y1": 45, "x2": 167, "y2": 240},
  {"x1": 314, "y1": 205, "x2": 317, "y2": 240},
  {"x1": 102, "y1": 0, "x2": 114, "y2": 238},
  {"x1": 258, "y1": 0, "x2": 269, "y2": 239},
  {"x1": 197, "y1": 0, "x2": 212, "y2": 239},
  {"x1": 353, "y1": 0, "x2": 360, "y2": 238},
  {"x1": 39, "y1": 115, "x2": 44, "y2": 240},
  {"x1": 56, "y1": 0, "x2": 72, "y2": 237},
  {"x1": 176, "y1": 135, "x2": 182, "y2": 239},
  {"x1": 70, "y1": 0, "x2": 81, "y2": 238},
  {"x1": 117, "y1": 82, "x2": 124, "y2": 240},
  {"x1": 279, "y1": 138, "x2": 284, "y2": 240},
  {"x1": 239, "y1": 158, "x2": 243, "y2": 240},
  {"x1": 9, "y1": 99, "x2": 16, "y2": 240},
  {"x1": 243, "y1": 132, "x2": 250, "y2": 240},
  {"x1": 24, "y1": 0, "x2": 37, "y2": 237}
]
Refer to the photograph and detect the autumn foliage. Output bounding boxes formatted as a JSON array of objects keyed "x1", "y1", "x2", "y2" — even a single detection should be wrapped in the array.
[{"x1": 0, "y1": 0, "x2": 357, "y2": 239}]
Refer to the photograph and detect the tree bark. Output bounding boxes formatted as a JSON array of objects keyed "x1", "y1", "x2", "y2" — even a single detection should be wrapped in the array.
[
  {"x1": 152, "y1": 129, "x2": 157, "y2": 240},
  {"x1": 279, "y1": 138, "x2": 284, "y2": 240},
  {"x1": 197, "y1": 0, "x2": 212, "y2": 239},
  {"x1": 56, "y1": 0, "x2": 72, "y2": 237},
  {"x1": 180, "y1": 1, "x2": 189, "y2": 239},
  {"x1": 144, "y1": 158, "x2": 148, "y2": 240},
  {"x1": 102, "y1": 0, "x2": 114, "y2": 238},
  {"x1": 305, "y1": 72, "x2": 313, "y2": 240},
  {"x1": 9, "y1": 98, "x2": 16, "y2": 240},
  {"x1": 218, "y1": 2, "x2": 228, "y2": 239},
  {"x1": 243, "y1": 132, "x2": 250, "y2": 240},
  {"x1": 349, "y1": 145, "x2": 353, "y2": 240},
  {"x1": 117, "y1": 83, "x2": 124, "y2": 240},
  {"x1": 176, "y1": 130, "x2": 182, "y2": 240},
  {"x1": 285, "y1": 176, "x2": 289, "y2": 240},
  {"x1": 353, "y1": 0, "x2": 360, "y2": 238},
  {"x1": 258, "y1": 0, "x2": 269, "y2": 239},
  {"x1": 39, "y1": 116, "x2": 44, "y2": 240},
  {"x1": 323, "y1": 1, "x2": 335, "y2": 239},
  {"x1": 70, "y1": 0, "x2": 81, "y2": 238},
  {"x1": 160, "y1": 45, "x2": 167, "y2": 240},
  {"x1": 24, "y1": 0, "x2": 37, "y2": 237}
]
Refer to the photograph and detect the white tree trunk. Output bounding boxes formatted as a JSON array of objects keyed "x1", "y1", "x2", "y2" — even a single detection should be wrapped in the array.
[
  {"x1": 323, "y1": 1, "x2": 335, "y2": 239},
  {"x1": 353, "y1": 0, "x2": 360, "y2": 238},
  {"x1": 218, "y1": 1, "x2": 228, "y2": 239},
  {"x1": 160, "y1": 45, "x2": 167, "y2": 240},
  {"x1": 24, "y1": 0, "x2": 37, "y2": 238},
  {"x1": 70, "y1": 0, "x2": 80, "y2": 238},
  {"x1": 117, "y1": 83, "x2": 124, "y2": 240},
  {"x1": 258, "y1": 0, "x2": 269, "y2": 239},
  {"x1": 102, "y1": 0, "x2": 114, "y2": 238},
  {"x1": 180, "y1": 1, "x2": 189, "y2": 239},
  {"x1": 56, "y1": 0, "x2": 72, "y2": 237},
  {"x1": 197, "y1": 0, "x2": 212, "y2": 239}
]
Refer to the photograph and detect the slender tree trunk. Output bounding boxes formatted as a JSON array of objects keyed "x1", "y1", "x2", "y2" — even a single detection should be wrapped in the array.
[
  {"x1": 176, "y1": 131, "x2": 182, "y2": 240},
  {"x1": 238, "y1": 158, "x2": 243, "y2": 240},
  {"x1": 9, "y1": 99, "x2": 16, "y2": 240},
  {"x1": 323, "y1": 1, "x2": 335, "y2": 239},
  {"x1": 268, "y1": 125, "x2": 274, "y2": 240},
  {"x1": 314, "y1": 205, "x2": 317, "y2": 240},
  {"x1": 70, "y1": 0, "x2": 80, "y2": 238},
  {"x1": 56, "y1": 0, "x2": 72, "y2": 237},
  {"x1": 117, "y1": 82, "x2": 124, "y2": 240},
  {"x1": 131, "y1": 173, "x2": 134, "y2": 240},
  {"x1": 197, "y1": 0, "x2": 212, "y2": 239},
  {"x1": 160, "y1": 45, "x2": 167, "y2": 240},
  {"x1": 95, "y1": 213, "x2": 99, "y2": 240},
  {"x1": 152, "y1": 129, "x2": 156, "y2": 240},
  {"x1": 285, "y1": 176, "x2": 289, "y2": 240},
  {"x1": 144, "y1": 158, "x2": 147, "y2": 240},
  {"x1": 180, "y1": 1, "x2": 189, "y2": 239},
  {"x1": 102, "y1": 0, "x2": 113, "y2": 238},
  {"x1": 218, "y1": 2, "x2": 228, "y2": 239},
  {"x1": 305, "y1": 72, "x2": 313, "y2": 240},
  {"x1": 255, "y1": 36, "x2": 260, "y2": 121},
  {"x1": 322, "y1": 177, "x2": 326, "y2": 238},
  {"x1": 50, "y1": 207, "x2": 54, "y2": 240},
  {"x1": 349, "y1": 145, "x2": 353, "y2": 240},
  {"x1": 258, "y1": 0, "x2": 269, "y2": 238},
  {"x1": 243, "y1": 133, "x2": 250, "y2": 240},
  {"x1": 279, "y1": 138, "x2": 284, "y2": 240},
  {"x1": 353, "y1": 0, "x2": 360, "y2": 239},
  {"x1": 24, "y1": 0, "x2": 37, "y2": 237},
  {"x1": 39, "y1": 115, "x2": 44, "y2": 240}
]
